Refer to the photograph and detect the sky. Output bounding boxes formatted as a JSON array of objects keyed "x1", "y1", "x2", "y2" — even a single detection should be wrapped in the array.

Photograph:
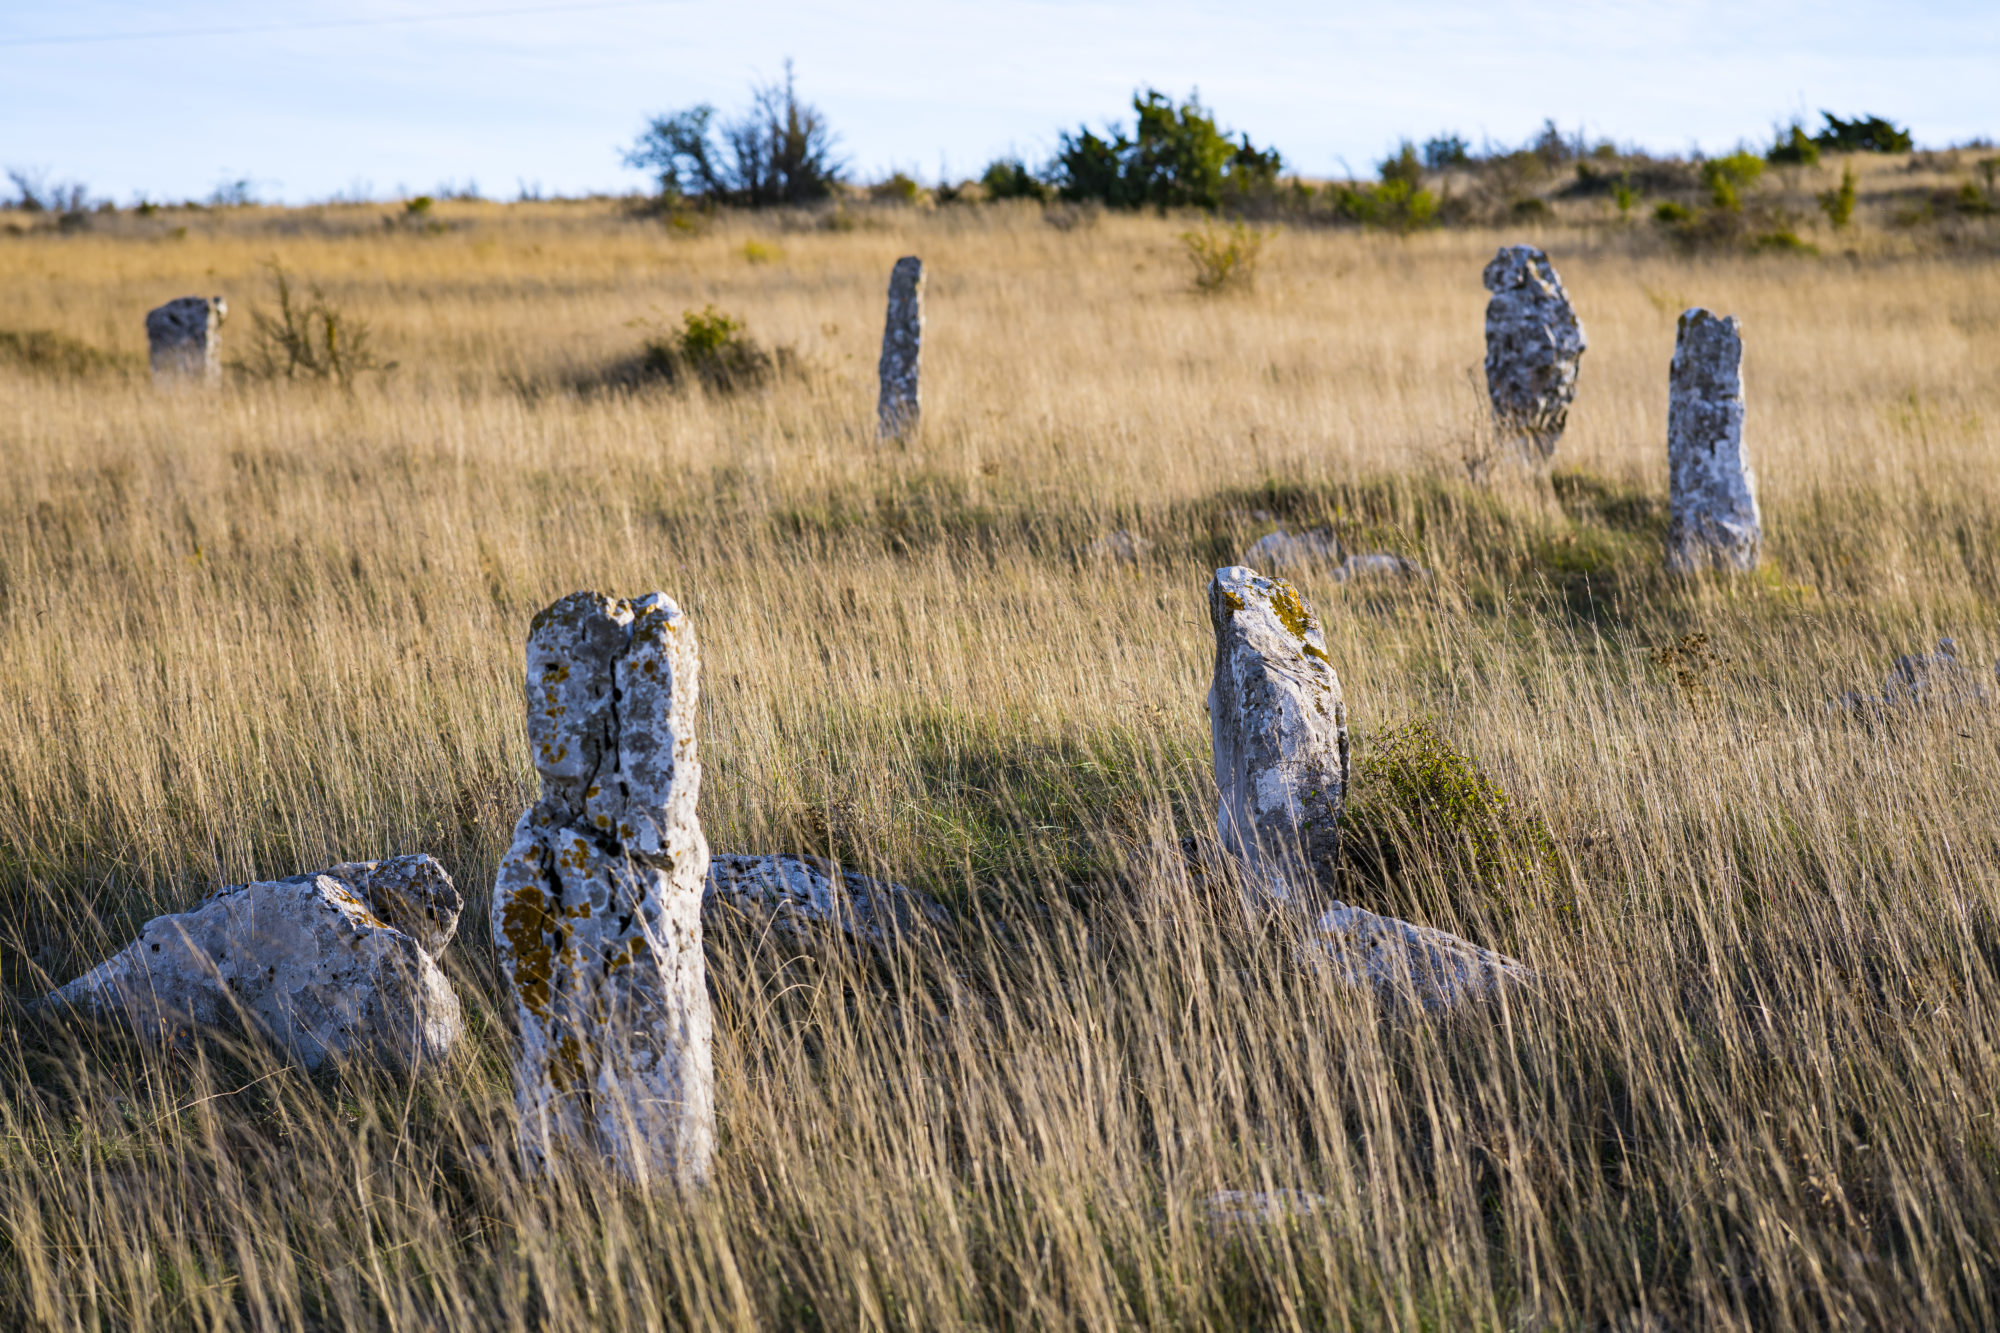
[{"x1": 3, "y1": 1, "x2": 1996, "y2": 205}]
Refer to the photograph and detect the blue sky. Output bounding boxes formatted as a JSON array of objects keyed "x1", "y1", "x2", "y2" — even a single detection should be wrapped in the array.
[{"x1": 3, "y1": 1, "x2": 1995, "y2": 204}]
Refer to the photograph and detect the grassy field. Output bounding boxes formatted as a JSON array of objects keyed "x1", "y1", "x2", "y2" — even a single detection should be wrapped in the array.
[{"x1": 3, "y1": 178, "x2": 2000, "y2": 1329}]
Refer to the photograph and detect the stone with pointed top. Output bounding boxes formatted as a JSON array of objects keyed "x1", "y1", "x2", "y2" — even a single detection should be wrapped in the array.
[
  {"x1": 1666, "y1": 308, "x2": 1760, "y2": 573},
  {"x1": 146, "y1": 295, "x2": 226, "y2": 386},
  {"x1": 1207, "y1": 566, "x2": 1350, "y2": 909},
  {"x1": 492, "y1": 590, "x2": 713, "y2": 1189},
  {"x1": 1483, "y1": 245, "x2": 1585, "y2": 459},
  {"x1": 876, "y1": 256, "x2": 923, "y2": 438}
]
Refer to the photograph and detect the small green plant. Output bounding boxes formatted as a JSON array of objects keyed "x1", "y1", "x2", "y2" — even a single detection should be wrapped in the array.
[
  {"x1": 1611, "y1": 176, "x2": 1639, "y2": 216},
  {"x1": 1767, "y1": 122, "x2": 1821, "y2": 167},
  {"x1": 1180, "y1": 221, "x2": 1267, "y2": 293},
  {"x1": 1819, "y1": 164, "x2": 1858, "y2": 229},
  {"x1": 242, "y1": 263, "x2": 389, "y2": 386},
  {"x1": 640, "y1": 304, "x2": 774, "y2": 391},
  {"x1": 0, "y1": 328, "x2": 127, "y2": 379},
  {"x1": 1701, "y1": 151, "x2": 1765, "y2": 211},
  {"x1": 741, "y1": 238, "x2": 782, "y2": 264},
  {"x1": 1753, "y1": 227, "x2": 1819, "y2": 255},
  {"x1": 1654, "y1": 200, "x2": 1694, "y2": 224},
  {"x1": 403, "y1": 195, "x2": 433, "y2": 215},
  {"x1": 869, "y1": 172, "x2": 921, "y2": 205},
  {"x1": 1332, "y1": 147, "x2": 1440, "y2": 234}
]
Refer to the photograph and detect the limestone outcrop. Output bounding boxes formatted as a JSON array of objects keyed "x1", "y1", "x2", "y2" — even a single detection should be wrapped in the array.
[
  {"x1": 1207, "y1": 566, "x2": 1349, "y2": 909},
  {"x1": 1483, "y1": 245, "x2": 1585, "y2": 458},
  {"x1": 146, "y1": 295, "x2": 226, "y2": 386},
  {"x1": 706, "y1": 854, "x2": 947, "y2": 948},
  {"x1": 492, "y1": 591, "x2": 714, "y2": 1189},
  {"x1": 877, "y1": 256, "x2": 923, "y2": 438},
  {"x1": 40, "y1": 855, "x2": 462, "y2": 1070},
  {"x1": 1666, "y1": 308, "x2": 1760, "y2": 573}
]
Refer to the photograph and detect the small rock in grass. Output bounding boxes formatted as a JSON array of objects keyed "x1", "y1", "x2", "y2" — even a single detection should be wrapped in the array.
[
  {"x1": 705, "y1": 853, "x2": 947, "y2": 947},
  {"x1": 1303, "y1": 900, "x2": 1533, "y2": 1011}
]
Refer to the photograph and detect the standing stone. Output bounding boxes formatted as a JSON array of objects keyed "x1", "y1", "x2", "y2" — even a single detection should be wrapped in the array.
[
  {"x1": 1665, "y1": 308, "x2": 1760, "y2": 573},
  {"x1": 1482, "y1": 245, "x2": 1586, "y2": 459},
  {"x1": 39, "y1": 855, "x2": 463, "y2": 1071},
  {"x1": 1208, "y1": 566, "x2": 1350, "y2": 909},
  {"x1": 146, "y1": 295, "x2": 226, "y2": 386},
  {"x1": 876, "y1": 256, "x2": 923, "y2": 438},
  {"x1": 492, "y1": 591, "x2": 713, "y2": 1189}
]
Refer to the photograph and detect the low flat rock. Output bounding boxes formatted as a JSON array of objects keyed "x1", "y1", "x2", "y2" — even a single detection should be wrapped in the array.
[
  {"x1": 1833, "y1": 638, "x2": 1999, "y2": 717},
  {"x1": 1303, "y1": 901, "x2": 1531, "y2": 1011},
  {"x1": 1085, "y1": 529, "x2": 1153, "y2": 564},
  {"x1": 1242, "y1": 531, "x2": 1426, "y2": 584},
  {"x1": 41, "y1": 855, "x2": 463, "y2": 1070},
  {"x1": 1203, "y1": 1189, "x2": 1331, "y2": 1228},
  {"x1": 705, "y1": 854, "x2": 947, "y2": 948}
]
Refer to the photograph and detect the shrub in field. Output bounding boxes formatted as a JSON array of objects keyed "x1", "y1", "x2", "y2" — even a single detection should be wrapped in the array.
[
  {"x1": 979, "y1": 157, "x2": 1050, "y2": 202},
  {"x1": 624, "y1": 60, "x2": 844, "y2": 208},
  {"x1": 1048, "y1": 89, "x2": 1282, "y2": 212},
  {"x1": 641, "y1": 305, "x2": 775, "y2": 391},
  {"x1": 1819, "y1": 165, "x2": 1858, "y2": 229},
  {"x1": 1813, "y1": 111, "x2": 1912, "y2": 155},
  {"x1": 1331, "y1": 145, "x2": 1439, "y2": 233},
  {"x1": 1767, "y1": 122, "x2": 1822, "y2": 167},
  {"x1": 1180, "y1": 221, "x2": 1266, "y2": 293},
  {"x1": 1701, "y1": 151, "x2": 1765, "y2": 211},
  {"x1": 240, "y1": 264, "x2": 389, "y2": 386},
  {"x1": 1422, "y1": 133, "x2": 1471, "y2": 170},
  {"x1": 869, "y1": 172, "x2": 921, "y2": 205}
]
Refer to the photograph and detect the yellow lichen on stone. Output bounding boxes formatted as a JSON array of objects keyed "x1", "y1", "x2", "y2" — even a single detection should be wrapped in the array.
[{"x1": 500, "y1": 882, "x2": 555, "y2": 1016}]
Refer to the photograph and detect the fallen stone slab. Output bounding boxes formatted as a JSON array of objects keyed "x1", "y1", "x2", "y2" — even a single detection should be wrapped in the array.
[
  {"x1": 705, "y1": 854, "x2": 947, "y2": 948},
  {"x1": 1665, "y1": 308, "x2": 1760, "y2": 573},
  {"x1": 1242, "y1": 531, "x2": 1427, "y2": 585},
  {"x1": 1085, "y1": 529, "x2": 1153, "y2": 564},
  {"x1": 1302, "y1": 900, "x2": 1532, "y2": 1011},
  {"x1": 39, "y1": 854, "x2": 463, "y2": 1071},
  {"x1": 492, "y1": 590, "x2": 714, "y2": 1189},
  {"x1": 146, "y1": 294, "x2": 226, "y2": 386},
  {"x1": 1208, "y1": 566, "x2": 1350, "y2": 909},
  {"x1": 1483, "y1": 245, "x2": 1586, "y2": 460},
  {"x1": 1203, "y1": 1189, "x2": 1331, "y2": 1228},
  {"x1": 1831, "y1": 638, "x2": 1998, "y2": 717}
]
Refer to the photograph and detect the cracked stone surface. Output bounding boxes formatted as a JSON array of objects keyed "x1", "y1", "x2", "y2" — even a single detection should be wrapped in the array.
[
  {"x1": 40, "y1": 855, "x2": 462, "y2": 1070},
  {"x1": 1208, "y1": 566, "x2": 1349, "y2": 909},
  {"x1": 706, "y1": 854, "x2": 947, "y2": 949},
  {"x1": 876, "y1": 255, "x2": 923, "y2": 438},
  {"x1": 1304, "y1": 901, "x2": 1533, "y2": 1010},
  {"x1": 492, "y1": 590, "x2": 713, "y2": 1189},
  {"x1": 1666, "y1": 308, "x2": 1760, "y2": 573},
  {"x1": 146, "y1": 295, "x2": 226, "y2": 386},
  {"x1": 1483, "y1": 245, "x2": 1585, "y2": 459}
]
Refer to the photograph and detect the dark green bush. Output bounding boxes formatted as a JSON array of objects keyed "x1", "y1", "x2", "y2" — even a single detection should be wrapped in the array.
[
  {"x1": 1819, "y1": 165, "x2": 1857, "y2": 229},
  {"x1": 1330, "y1": 144, "x2": 1439, "y2": 233},
  {"x1": 1767, "y1": 123, "x2": 1821, "y2": 166},
  {"x1": 1048, "y1": 89, "x2": 1282, "y2": 212},
  {"x1": 979, "y1": 158, "x2": 1049, "y2": 202},
  {"x1": 1422, "y1": 134, "x2": 1470, "y2": 170},
  {"x1": 1701, "y1": 152, "x2": 1765, "y2": 211},
  {"x1": 1813, "y1": 112, "x2": 1912, "y2": 155},
  {"x1": 624, "y1": 60, "x2": 844, "y2": 207}
]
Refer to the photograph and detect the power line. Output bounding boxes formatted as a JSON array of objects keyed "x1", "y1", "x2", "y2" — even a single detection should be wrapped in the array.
[{"x1": 0, "y1": 1, "x2": 669, "y2": 48}]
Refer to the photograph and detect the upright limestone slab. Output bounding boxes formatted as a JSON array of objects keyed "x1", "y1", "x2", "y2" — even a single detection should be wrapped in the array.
[
  {"x1": 1208, "y1": 566, "x2": 1349, "y2": 908},
  {"x1": 1483, "y1": 245, "x2": 1585, "y2": 459},
  {"x1": 146, "y1": 295, "x2": 226, "y2": 386},
  {"x1": 40, "y1": 855, "x2": 463, "y2": 1071},
  {"x1": 876, "y1": 256, "x2": 923, "y2": 437},
  {"x1": 1665, "y1": 308, "x2": 1760, "y2": 573},
  {"x1": 493, "y1": 591, "x2": 713, "y2": 1189}
]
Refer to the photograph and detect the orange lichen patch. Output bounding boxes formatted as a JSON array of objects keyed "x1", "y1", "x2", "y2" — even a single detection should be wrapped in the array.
[
  {"x1": 500, "y1": 881, "x2": 556, "y2": 1016},
  {"x1": 552, "y1": 1032, "x2": 587, "y2": 1091},
  {"x1": 1222, "y1": 588, "x2": 1246, "y2": 612},
  {"x1": 1266, "y1": 578, "x2": 1318, "y2": 643}
]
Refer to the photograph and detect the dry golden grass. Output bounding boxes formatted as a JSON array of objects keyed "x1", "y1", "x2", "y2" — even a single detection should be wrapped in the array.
[{"x1": 3, "y1": 194, "x2": 2000, "y2": 1329}]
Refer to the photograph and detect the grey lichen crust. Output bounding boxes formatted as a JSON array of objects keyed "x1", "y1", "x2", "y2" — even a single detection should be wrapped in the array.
[
  {"x1": 706, "y1": 854, "x2": 947, "y2": 948},
  {"x1": 492, "y1": 590, "x2": 713, "y2": 1190},
  {"x1": 146, "y1": 294, "x2": 227, "y2": 386},
  {"x1": 876, "y1": 255, "x2": 923, "y2": 438},
  {"x1": 1207, "y1": 566, "x2": 1350, "y2": 909},
  {"x1": 1665, "y1": 308, "x2": 1761, "y2": 573},
  {"x1": 41, "y1": 855, "x2": 463, "y2": 1071},
  {"x1": 1483, "y1": 245, "x2": 1586, "y2": 459},
  {"x1": 1304, "y1": 901, "x2": 1532, "y2": 1010}
]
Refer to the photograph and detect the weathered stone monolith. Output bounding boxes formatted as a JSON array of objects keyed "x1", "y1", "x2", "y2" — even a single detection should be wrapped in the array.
[
  {"x1": 876, "y1": 256, "x2": 923, "y2": 437},
  {"x1": 146, "y1": 295, "x2": 226, "y2": 386},
  {"x1": 1483, "y1": 245, "x2": 1585, "y2": 458},
  {"x1": 1665, "y1": 308, "x2": 1760, "y2": 573},
  {"x1": 40, "y1": 855, "x2": 463, "y2": 1070},
  {"x1": 1207, "y1": 566, "x2": 1349, "y2": 909},
  {"x1": 492, "y1": 591, "x2": 713, "y2": 1189}
]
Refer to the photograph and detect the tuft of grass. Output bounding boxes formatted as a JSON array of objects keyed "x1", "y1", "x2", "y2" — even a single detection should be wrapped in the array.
[
  {"x1": 0, "y1": 328, "x2": 129, "y2": 379},
  {"x1": 1180, "y1": 221, "x2": 1267, "y2": 293},
  {"x1": 240, "y1": 262, "x2": 391, "y2": 385}
]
